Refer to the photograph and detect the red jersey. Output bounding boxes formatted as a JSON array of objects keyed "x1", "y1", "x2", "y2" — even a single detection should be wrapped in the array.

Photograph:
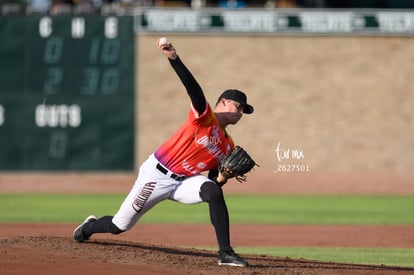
[{"x1": 154, "y1": 103, "x2": 234, "y2": 176}]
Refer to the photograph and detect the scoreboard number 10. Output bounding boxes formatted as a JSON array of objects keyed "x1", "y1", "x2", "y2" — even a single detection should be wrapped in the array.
[{"x1": 40, "y1": 17, "x2": 121, "y2": 96}]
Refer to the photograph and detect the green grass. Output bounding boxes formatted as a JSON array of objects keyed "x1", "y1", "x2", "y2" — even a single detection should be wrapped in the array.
[
  {"x1": 1, "y1": 193, "x2": 414, "y2": 268},
  {"x1": 227, "y1": 194, "x2": 414, "y2": 225},
  {"x1": 0, "y1": 194, "x2": 413, "y2": 224},
  {"x1": 0, "y1": 194, "x2": 125, "y2": 223}
]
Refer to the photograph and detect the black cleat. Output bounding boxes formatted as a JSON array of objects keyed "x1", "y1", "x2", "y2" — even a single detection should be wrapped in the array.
[
  {"x1": 217, "y1": 247, "x2": 248, "y2": 267},
  {"x1": 73, "y1": 215, "x2": 97, "y2": 242}
]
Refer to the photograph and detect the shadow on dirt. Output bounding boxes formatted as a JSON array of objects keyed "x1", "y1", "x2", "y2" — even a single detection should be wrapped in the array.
[{"x1": 88, "y1": 239, "x2": 414, "y2": 274}]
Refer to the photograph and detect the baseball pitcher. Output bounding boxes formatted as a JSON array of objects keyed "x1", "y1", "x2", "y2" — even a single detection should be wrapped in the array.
[{"x1": 73, "y1": 38, "x2": 256, "y2": 267}]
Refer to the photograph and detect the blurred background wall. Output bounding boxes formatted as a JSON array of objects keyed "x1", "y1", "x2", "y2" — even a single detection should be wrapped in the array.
[
  {"x1": 137, "y1": 34, "x2": 414, "y2": 194},
  {"x1": 0, "y1": 3, "x2": 413, "y2": 194}
]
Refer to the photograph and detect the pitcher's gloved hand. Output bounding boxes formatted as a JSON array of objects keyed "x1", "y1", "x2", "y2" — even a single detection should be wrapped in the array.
[{"x1": 218, "y1": 146, "x2": 258, "y2": 183}]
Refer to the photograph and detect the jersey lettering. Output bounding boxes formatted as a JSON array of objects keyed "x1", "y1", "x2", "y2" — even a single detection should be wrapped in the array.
[
  {"x1": 196, "y1": 135, "x2": 226, "y2": 160},
  {"x1": 132, "y1": 182, "x2": 156, "y2": 212},
  {"x1": 155, "y1": 103, "x2": 234, "y2": 176}
]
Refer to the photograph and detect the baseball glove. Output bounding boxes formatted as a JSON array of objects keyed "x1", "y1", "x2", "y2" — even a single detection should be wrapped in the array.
[{"x1": 219, "y1": 146, "x2": 257, "y2": 183}]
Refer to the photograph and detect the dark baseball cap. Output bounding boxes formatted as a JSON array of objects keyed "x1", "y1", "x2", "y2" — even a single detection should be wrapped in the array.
[{"x1": 216, "y1": 89, "x2": 254, "y2": 114}]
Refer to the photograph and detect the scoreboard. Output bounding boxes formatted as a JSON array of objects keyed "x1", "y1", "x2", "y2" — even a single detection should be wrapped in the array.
[{"x1": 0, "y1": 16, "x2": 135, "y2": 171}]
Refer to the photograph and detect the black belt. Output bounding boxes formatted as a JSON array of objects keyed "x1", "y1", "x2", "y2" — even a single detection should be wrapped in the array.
[{"x1": 156, "y1": 163, "x2": 187, "y2": 181}]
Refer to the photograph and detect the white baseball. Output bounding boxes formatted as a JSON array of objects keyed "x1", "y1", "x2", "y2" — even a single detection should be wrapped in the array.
[{"x1": 159, "y1": 37, "x2": 170, "y2": 47}]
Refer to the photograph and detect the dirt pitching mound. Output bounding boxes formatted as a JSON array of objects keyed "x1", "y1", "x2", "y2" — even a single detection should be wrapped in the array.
[{"x1": 2, "y1": 236, "x2": 413, "y2": 275}]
